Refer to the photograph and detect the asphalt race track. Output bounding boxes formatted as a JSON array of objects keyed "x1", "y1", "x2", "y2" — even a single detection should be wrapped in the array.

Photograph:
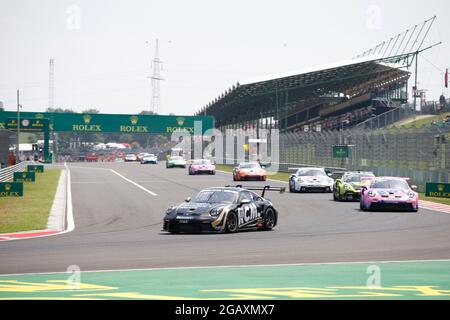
[{"x1": 1, "y1": 162, "x2": 450, "y2": 275}]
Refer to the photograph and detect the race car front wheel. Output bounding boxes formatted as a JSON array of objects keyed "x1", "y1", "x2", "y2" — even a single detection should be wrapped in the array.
[
  {"x1": 360, "y1": 201, "x2": 368, "y2": 211},
  {"x1": 289, "y1": 179, "x2": 296, "y2": 193},
  {"x1": 263, "y1": 208, "x2": 275, "y2": 231},
  {"x1": 225, "y1": 211, "x2": 238, "y2": 233}
]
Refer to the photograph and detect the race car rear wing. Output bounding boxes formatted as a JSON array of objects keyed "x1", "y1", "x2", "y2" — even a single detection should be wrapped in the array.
[{"x1": 226, "y1": 185, "x2": 286, "y2": 197}]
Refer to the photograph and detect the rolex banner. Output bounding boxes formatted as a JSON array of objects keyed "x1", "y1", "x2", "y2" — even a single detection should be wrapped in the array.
[
  {"x1": 0, "y1": 112, "x2": 214, "y2": 134},
  {"x1": 13, "y1": 171, "x2": 36, "y2": 182},
  {"x1": 0, "y1": 182, "x2": 24, "y2": 197},
  {"x1": 27, "y1": 165, "x2": 44, "y2": 173},
  {"x1": 425, "y1": 182, "x2": 450, "y2": 198}
]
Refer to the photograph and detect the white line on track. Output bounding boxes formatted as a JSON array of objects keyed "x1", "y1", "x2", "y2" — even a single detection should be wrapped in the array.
[
  {"x1": 1, "y1": 259, "x2": 449, "y2": 277},
  {"x1": 109, "y1": 169, "x2": 158, "y2": 196},
  {"x1": 63, "y1": 162, "x2": 75, "y2": 233}
]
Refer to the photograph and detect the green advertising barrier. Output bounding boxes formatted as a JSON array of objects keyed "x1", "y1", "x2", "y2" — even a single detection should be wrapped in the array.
[
  {"x1": 0, "y1": 182, "x2": 24, "y2": 197},
  {"x1": 0, "y1": 111, "x2": 214, "y2": 134},
  {"x1": 425, "y1": 182, "x2": 450, "y2": 198},
  {"x1": 13, "y1": 171, "x2": 36, "y2": 182},
  {"x1": 332, "y1": 145, "x2": 349, "y2": 158},
  {"x1": 5, "y1": 118, "x2": 49, "y2": 132},
  {"x1": 27, "y1": 165, "x2": 44, "y2": 173}
]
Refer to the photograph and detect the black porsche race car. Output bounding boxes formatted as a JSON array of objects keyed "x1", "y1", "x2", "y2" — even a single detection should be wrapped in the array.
[{"x1": 162, "y1": 185, "x2": 285, "y2": 234}]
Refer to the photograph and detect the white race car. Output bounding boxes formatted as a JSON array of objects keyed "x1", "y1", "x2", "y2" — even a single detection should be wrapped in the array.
[
  {"x1": 288, "y1": 167, "x2": 334, "y2": 193},
  {"x1": 141, "y1": 154, "x2": 158, "y2": 164}
]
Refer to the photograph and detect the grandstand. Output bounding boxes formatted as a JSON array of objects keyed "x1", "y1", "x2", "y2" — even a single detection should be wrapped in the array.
[
  {"x1": 196, "y1": 55, "x2": 411, "y2": 132},
  {"x1": 196, "y1": 17, "x2": 440, "y2": 133}
]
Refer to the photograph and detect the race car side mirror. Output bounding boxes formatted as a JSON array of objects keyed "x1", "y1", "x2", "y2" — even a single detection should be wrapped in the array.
[
  {"x1": 327, "y1": 173, "x2": 332, "y2": 177},
  {"x1": 240, "y1": 199, "x2": 251, "y2": 205},
  {"x1": 185, "y1": 197, "x2": 191, "y2": 202},
  {"x1": 411, "y1": 185, "x2": 418, "y2": 191}
]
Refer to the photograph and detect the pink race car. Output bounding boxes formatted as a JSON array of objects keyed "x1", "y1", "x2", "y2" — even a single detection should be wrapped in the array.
[
  {"x1": 188, "y1": 159, "x2": 216, "y2": 175},
  {"x1": 360, "y1": 177, "x2": 419, "y2": 212}
]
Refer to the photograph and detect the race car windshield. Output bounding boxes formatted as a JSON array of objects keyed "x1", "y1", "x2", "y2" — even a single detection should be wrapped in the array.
[
  {"x1": 192, "y1": 190, "x2": 238, "y2": 204},
  {"x1": 193, "y1": 159, "x2": 211, "y2": 165},
  {"x1": 343, "y1": 174, "x2": 373, "y2": 183},
  {"x1": 297, "y1": 169, "x2": 326, "y2": 177},
  {"x1": 371, "y1": 179, "x2": 410, "y2": 190},
  {"x1": 240, "y1": 163, "x2": 260, "y2": 169}
]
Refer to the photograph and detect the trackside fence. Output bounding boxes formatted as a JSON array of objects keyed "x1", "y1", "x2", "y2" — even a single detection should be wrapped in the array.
[
  {"x1": 0, "y1": 162, "x2": 32, "y2": 182},
  {"x1": 215, "y1": 126, "x2": 450, "y2": 192}
]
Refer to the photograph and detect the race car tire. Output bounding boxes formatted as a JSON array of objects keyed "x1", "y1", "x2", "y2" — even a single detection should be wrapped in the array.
[
  {"x1": 233, "y1": 175, "x2": 238, "y2": 181},
  {"x1": 360, "y1": 201, "x2": 368, "y2": 211},
  {"x1": 289, "y1": 179, "x2": 296, "y2": 193},
  {"x1": 333, "y1": 190, "x2": 339, "y2": 201},
  {"x1": 212, "y1": 171, "x2": 216, "y2": 175},
  {"x1": 225, "y1": 211, "x2": 238, "y2": 233},
  {"x1": 263, "y1": 208, "x2": 276, "y2": 231},
  {"x1": 262, "y1": 176, "x2": 267, "y2": 181}
]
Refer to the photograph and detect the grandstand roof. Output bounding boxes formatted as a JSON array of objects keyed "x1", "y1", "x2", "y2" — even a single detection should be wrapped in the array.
[{"x1": 196, "y1": 54, "x2": 411, "y2": 128}]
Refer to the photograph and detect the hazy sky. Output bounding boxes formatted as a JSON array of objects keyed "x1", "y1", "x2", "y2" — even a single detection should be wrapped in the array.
[{"x1": 0, "y1": 0, "x2": 449, "y2": 115}]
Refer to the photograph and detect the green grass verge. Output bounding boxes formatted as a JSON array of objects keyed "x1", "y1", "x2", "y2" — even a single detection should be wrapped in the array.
[
  {"x1": 395, "y1": 112, "x2": 450, "y2": 129},
  {"x1": 0, "y1": 169, "x2": 61, "y2": 233},
  {"x1": 215, "y1": 164, "x2": 290, "y2": 182},
  {"x1": 419, "y1": 193, "x2": 450, "y2": 206}
]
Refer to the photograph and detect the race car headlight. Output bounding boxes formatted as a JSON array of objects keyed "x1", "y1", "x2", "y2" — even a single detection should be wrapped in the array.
[
  {"x1": 327, "y1": 178, "x2": 333, "y2": 184},
  {"x1": 297, "y1": 177, "x2": 303, "y2": 183},
  {"x1": 408, "y1": 191, "x2": 415, "y2": 198},
  {"x1": 368, "y1": 191, "x2": 376, "y2": 197},
  {"x1": 210, "y1": 207, "x2": 223, "y2": 216}
]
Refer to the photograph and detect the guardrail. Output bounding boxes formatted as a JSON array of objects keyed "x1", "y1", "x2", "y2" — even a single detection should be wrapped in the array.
[
  {"x1": 215, "y1": 158, "x2": 347, "y2": 172},
  {"x1": 0, "y1": 161, "x2": 33, "y2": 182}
]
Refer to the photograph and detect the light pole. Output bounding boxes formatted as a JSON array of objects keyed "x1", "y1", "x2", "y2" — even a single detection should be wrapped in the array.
[{"x1": 16, "y1": 90, "x2": 22, "y2": 163}]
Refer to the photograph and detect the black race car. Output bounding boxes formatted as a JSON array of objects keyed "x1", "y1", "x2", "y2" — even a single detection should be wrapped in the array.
[{"x1": 162, "y1": 185, "x2": 285, "y2": 234}]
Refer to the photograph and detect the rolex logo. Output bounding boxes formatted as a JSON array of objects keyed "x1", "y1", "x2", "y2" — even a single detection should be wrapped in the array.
[
  {"x1": 438, "y1": 184, "x2": 445, "y2": 192},
  {"x1": 5, "y1": 184, "x2": 11, "y2": 191},
  {"x1": 176, "y1": 117, "x2": 185, "y2": 126},
  {"x1": 130, "y1": 116, "x2": 138, "y2": 125},
  {"x1": 83, "y1": 114, "x2": 92, "y2": 124}
]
